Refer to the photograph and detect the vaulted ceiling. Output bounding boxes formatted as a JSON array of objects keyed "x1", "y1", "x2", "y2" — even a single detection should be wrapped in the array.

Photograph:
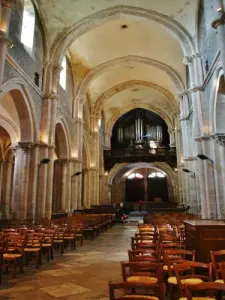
[{"x1": 36, "y1": 0, "x2": 199, "y2": 129}]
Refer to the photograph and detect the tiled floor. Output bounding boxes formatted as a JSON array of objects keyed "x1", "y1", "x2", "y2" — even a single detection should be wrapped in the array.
[{"x1": 0, "y1": 224, "x2": 136, "y2": 299}]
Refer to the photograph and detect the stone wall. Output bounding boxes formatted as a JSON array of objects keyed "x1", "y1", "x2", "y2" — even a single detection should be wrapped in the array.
[
  {"x1": 198, "y1": 0, "x2": 218, "y2": 75},
  {"x1": 8, "y1": 3, "x2": 44, "y2": 88}
]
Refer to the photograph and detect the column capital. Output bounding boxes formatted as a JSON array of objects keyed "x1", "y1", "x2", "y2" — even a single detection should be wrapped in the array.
[
  {"x1": 183, "y1": 53, "x2": 201, "y2": 65},
  {"x1": 215, "y1": 133, "x2": 225, "y2": 146},
  {"x1": 12, "y1": 142, "x2": 34, "y2": 154},
  {"x1": 188, "y1": 85, "x2": 203, "y2": 93},
  {"x1": 52, "y1": 64, "x2": 62, "y2": 75},
  {"x1": 177, "y1": 90, "x2": 189, "y2": 99}
]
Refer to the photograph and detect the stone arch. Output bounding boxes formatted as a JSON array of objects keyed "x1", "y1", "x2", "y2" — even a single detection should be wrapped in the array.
[
  {"x1": 108, "y1": 162, "x2": 177, "y2": 186},
  {"x1": 76, "y1": 56, "x2": 185, "y2": 101},
  {"x1": 52, "y1": 5, "x2": 195, "y2": 65},
  {"x1": 209, "y1": 66, "x2": 224, "y2": 135},
  {"x1": 0, "y1": 78, "x2": 38, "y2": 142},
  {"x1": 106, "y1": 103, "x2": 174, "y2": 136},
  {"x1": 0, "y1": 115, "x2": 20, "y2": 146},
  {"x1": 55, "y1": 121, "x2": 70, "y2": 159},
  {"x1": 94, "y1": 80, "x2": 179, "y2": 115},
  {"x1": 108, "y1": 162, "x2": 178, "y2": 203}
]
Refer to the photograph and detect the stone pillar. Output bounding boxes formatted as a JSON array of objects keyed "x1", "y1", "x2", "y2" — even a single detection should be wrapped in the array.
[
  {"x1": 60, "y1": 159, "x2": 69, "y2": 211},
  {"x1": 27, "y1": 145, "x2": 38, "y2": 220},
  {"x1": 11, "y1": 142, "x2": 33, "y2": 220},
  {"x1": 105, "y1": 131, "x2": 112, "y2": 149},
  {"x1": 36, "y1": 145, "x2": 49, "y2": 220},
  {"x1": 215, "y1": 134, "x2": 225, "y2": 217},
  {"x1": 212, "y1": 4, "x2": 225, "y2": 75},
  {"x1": 4, "y1": 160, "x2": 14, "y2": 218},
  {"x1": 45, "y1": 145, "x2": 54, "y2": 218},
  {"x1": 0, "y1": 0, "x2": 13, "y2": 88}
]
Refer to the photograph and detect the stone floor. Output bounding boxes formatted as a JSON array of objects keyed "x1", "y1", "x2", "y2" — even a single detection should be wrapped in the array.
[{"x1": 0, "y1": 224, "x2": 136, "y2": 299}]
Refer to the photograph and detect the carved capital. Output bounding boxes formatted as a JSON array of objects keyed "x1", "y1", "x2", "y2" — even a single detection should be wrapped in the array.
[
  {"x1": 188, "y1": 85, "x2": 203, "y2": 93},
  {"x1": 183, "y1": 56, "x2": 193, "y2": 65},
  {"x1": 52, "y1": 64, "x2": 62, "y2": 75},
  {"x1": 215, "y1": 133, "x2": 225, "y2": 146},
  {"x1": 12, "y1": 142, "x2": 34, "y2": 154}
]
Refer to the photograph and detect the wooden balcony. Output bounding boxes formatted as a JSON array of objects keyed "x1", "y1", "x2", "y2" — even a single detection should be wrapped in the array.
[{"x1": 104, "y1": 147, "x2": 177, "y2": 171}]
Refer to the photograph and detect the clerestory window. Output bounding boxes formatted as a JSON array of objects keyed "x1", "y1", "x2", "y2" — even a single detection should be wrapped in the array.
[{"x1": 21, "y1": 0, "x2": 35, "y2": 53}]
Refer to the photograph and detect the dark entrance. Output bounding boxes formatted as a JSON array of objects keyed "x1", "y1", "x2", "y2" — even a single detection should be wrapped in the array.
[{"x1": 126, "y1": 173, "x2": 145, "y2": 202}]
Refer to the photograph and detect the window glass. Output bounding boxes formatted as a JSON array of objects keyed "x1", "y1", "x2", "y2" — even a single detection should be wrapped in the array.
[{"x1": 21, "y1": 0, "x2": 35, "y2": 52}]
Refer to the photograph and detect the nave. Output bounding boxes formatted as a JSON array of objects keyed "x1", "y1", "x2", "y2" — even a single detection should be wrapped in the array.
[{"x1": 0, "y1": 224, "x2": 135, "y2": 299}]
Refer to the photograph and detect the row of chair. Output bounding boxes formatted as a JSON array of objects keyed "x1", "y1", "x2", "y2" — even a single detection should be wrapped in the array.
[{"x1": 108, "y1": 222, "x2": 225, "y2": 299}]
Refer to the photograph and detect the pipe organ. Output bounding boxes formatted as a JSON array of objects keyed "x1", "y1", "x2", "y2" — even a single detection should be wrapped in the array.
[{"x1": 112, "y1": 109, "x2": 169, "y2": 149}]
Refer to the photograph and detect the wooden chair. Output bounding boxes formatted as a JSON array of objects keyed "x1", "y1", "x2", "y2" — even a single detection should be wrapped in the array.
[
  {"x1": 128, "y1": 249, "x2": 160, "y2": 263},
  {"x1": 41, "y1": 230, "x2": 55, "y2": 261},
  {"x1": 210, "y1": 249, "x2": 225, "y2": 283},
  {"x1": 53, "y1": 228, "x2": 65, "y2": 255},
  {"x1": 0, "y1": 236, "x2": 5, "y2": 284},
  {"x1": 163, "y1": 249, "x2": 195, "y2": 275},
  {"x1": 108, "y1": 281, "x2": 165, "y2": 300},
  {"x1": 64, "y1": 228, "x2": 76, "y2": 250},
  {"x1": 174, "y1": 261, "x2": 213, "y2": 298},
  {"x1": 24, "y1": 232, "x2": 43, "y2": 268},
  {"x1": 185, "y1": 282, "x2": 225, "y2": 300},
  {"x1": 121, "y1": 261, "x2": 163, "y2": 284},
  {"x1": 3, "y1": 235, "x2": 25, "y2": 278},
  {"x1": 131, "y1": 239, "x2": 158, "y2": 251}
]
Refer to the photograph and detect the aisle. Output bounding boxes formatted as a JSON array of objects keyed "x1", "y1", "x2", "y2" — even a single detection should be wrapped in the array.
[{"x1": 0, "y1": 224, "x2": 136, "y2": 299}]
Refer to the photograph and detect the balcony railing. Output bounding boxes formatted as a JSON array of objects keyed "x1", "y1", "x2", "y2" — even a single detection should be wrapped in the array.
[{"x1": 104, "y1": 147, "x2": 177, "y2": 170}]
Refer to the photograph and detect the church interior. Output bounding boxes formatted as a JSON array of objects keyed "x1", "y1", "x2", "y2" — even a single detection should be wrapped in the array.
[{"x1": 1, "y1": 0, "x2": 225, "y2": 299}]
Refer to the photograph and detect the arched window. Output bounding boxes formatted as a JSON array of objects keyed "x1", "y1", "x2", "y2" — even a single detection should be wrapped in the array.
[
  {"x1": 60, "y1": 56, "x2": 67, "y2": 89},
  {"x1": 148, "y1": 172, "x2": 165, "y2": 178},
  {"x1": 21, "y1": 0, "x2": 35, "y2": 52},
  {"x1": 127, "y1": 173, "x2": 144, "y2": 179}
]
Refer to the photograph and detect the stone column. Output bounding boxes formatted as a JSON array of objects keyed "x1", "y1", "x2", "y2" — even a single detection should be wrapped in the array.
[
  {"x1": 0, "y1": 0, "x2": 13, "y2": 88},
  {"x1": 27, "y1": 145, "x2": 38, "y2": 220},
  {"x1": 36, "y1": 144, "x2": 49, "y2": 220},
  {"x1": 105, "y1": 131, "x2": 112, "y2": 149},
  {"x1": 212, "y1": 3, "x2": 225, "y2": 75},
  {"x1": 77, "y1": 161, "x2": 82, "y2": 209},
  {"x1": 11, "y1": 142, "x2": 33, "y2": 220},
  {"x1": 215, "y1": 134, "x2": 225, "y2": 217},
  {"x1": 60, "y1": 159, "x2": 69, "y2": 211},
  {"x1": 4, "y1": 160, "x2": 14, "y2": 218}
]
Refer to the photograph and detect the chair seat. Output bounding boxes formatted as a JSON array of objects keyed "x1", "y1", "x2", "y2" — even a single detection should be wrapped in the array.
[
  {"x1": 3, "y1": 253, "x2": 22, "y2": 259},
  {"x1": 127, "y1": 276, "x2": 158, "y2": 284},
  {"x1": 54, "y1": 240, "x2": 64, "y2": 243},
  {"x1": 24, "y1": 247, "x2": 40, "y2": 252},
  {"x1": 215, "y1": 279, "x2": 224, "y2": 283},
  {"x1": 168, "y1": 277, "x2": 203, "y2": 285},
  {"x1": 64, "y1": 237, "x2": 75, "y2": 240},
  {"x1": 123, "y1": 295, "x2": 158, "y2": 300}
]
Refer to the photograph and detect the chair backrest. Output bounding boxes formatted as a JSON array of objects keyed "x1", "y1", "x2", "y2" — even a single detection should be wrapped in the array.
[
  {"x1": 163, "y1": 249, "x2": 195, "y2": 275},
  {"x1": 6, "y1": 235, "x2": 25, "y2": 254},
  {"x1": 121, "y1": 261, "x2": 163, "y2": 282},
  {"x1": 128, "y1": 249, "x2": 160, "y2": 262},
  {"x1": 108, "y1": 281, "x2": 164, "y2": 300},
  {"x1": 185, "y1": 281, "x2": 225, "y2": 300},
  {"x1": 174, "y1": 261, "x2": 212, "y2": 297},
  {"x1": 210, "y1": 249, "x2": 225, "y2": 280}
]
